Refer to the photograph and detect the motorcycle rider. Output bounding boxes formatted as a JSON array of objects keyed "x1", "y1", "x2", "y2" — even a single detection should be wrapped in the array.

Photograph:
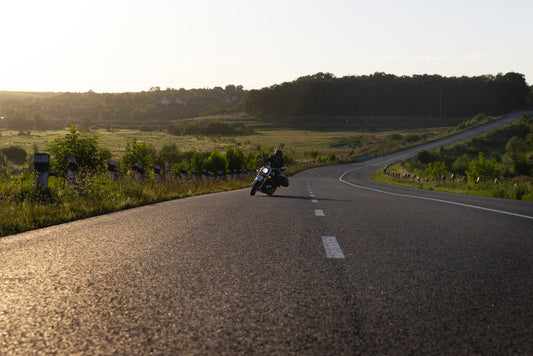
[{"x1": 265, "y1": 149, "x2": 289, "y2": 187}]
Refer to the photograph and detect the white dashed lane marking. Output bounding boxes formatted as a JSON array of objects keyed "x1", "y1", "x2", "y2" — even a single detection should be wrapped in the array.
[
  {"x1": 308, "y1": 183, "x2": 346, "y2": 260},
  {"x1": 321, "y1": 236, "x2": 345, "y2": 259}
]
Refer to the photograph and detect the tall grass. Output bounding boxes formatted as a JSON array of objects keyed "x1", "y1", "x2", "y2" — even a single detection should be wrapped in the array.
[
  {"x1": 372, "y1": 166, "x2": 533, "y2": 201},
  {"x1": 0, "y1": 171, "x2": 253, "y2": 237}
]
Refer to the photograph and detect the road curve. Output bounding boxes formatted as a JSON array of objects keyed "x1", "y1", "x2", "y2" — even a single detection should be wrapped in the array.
[{"x1": 1, "y1": 112, "x2": 532, "y2": 354}]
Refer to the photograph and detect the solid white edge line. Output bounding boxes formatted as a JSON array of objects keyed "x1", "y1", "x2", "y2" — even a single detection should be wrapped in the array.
[
  {"x1": 339, "y1": 169, "x2": 533, "y2": 220},
  {"x1": 321, "y1": 236, "x2": 345, "y2": 259}
]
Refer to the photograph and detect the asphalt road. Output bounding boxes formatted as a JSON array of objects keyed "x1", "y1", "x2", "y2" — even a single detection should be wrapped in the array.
[{"x1": 1, "y1": 113, "x2": 532, "y2": 354}]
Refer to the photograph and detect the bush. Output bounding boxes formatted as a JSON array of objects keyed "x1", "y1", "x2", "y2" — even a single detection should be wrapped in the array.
[
  {"x1": 0, "y1": 145, "x2": 27, "y2": 163},
  {"x1": 417, "y1": 150, "x2": 433, "y2": 164},
  {"x1": 404, "y1": 134, "x2": 421, "y2": 143},
  {"x1": 47, "y1": 126, "x2": 111, "y2": 176},
  {"x1": 466, "y1": 152, "x2": 501, "y2": 182},
  {"x1": 452, "y1": 154, "x2": 470, "y2": 175},
  {"x1": 156, "y1": 143, "x2": 182, "y2": 166},
  {"x1": 190, "y1": 151, "x2": 207, "y2": 172},
  {"x1": 427, "y1": 161, "x2": 447, "y2": 178},
  {"x1": 204, "y1": 150, "x2": 228, "y2": 173},
  {"x1": 225, "y1": 145, "x2": 245, "y2": 171},
  {"x1": 121, "y1": 138, "x2": 156, "y2": 173}
]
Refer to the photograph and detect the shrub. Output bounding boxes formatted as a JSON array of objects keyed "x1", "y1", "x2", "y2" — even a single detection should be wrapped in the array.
[
  {"x1": 466, "y1": 152, "x2": 501, "y2": 182},
  {"x1": 0, "y1": 145, "x2": 27, "y2": 163},
  {"x1": 417, "y1": 150, "x2": 433, "y2": 164},
  {"x1": 427, "y1": 161, "x2": 447, "y2": 178},
  {"x1": 225, "y1": 145, "x2": 245, "y2": 171},
  {"x1": 121, "y1": 138, "x2": 156, "y2": 173},
  {"x1": 156, "y1": 143, "x2": 182, "y2": 166},
  {"x1": 452, "y1": 154, "x2": 470, "y2": 175},
  {"x1": 404, "y1": 134, "x2": 421, "y2": 143},
  {"x1": 204, "y1": 150, "x2": 227, "y2": 173},
  {"x1": 190, "y1": 151, "x2": 206, "y2": 172},
  {"x1": 47, "y1": 126, "x2": 111, "y2": 176}
]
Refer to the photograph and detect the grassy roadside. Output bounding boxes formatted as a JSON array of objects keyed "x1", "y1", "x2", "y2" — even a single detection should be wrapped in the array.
[
  {"x1": 370, "y1": 114, "x2": 533, "y2": 201},
  {"x1": 0, "y1": 173, "x2": 254, "y2": 237},
  {"x1": 371, "y1": 168, "x2": 533, "y2": 201}
]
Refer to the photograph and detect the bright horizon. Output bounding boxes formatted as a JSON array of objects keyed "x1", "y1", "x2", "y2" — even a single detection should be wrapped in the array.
[{"x1": 1, "y1": 0, "x2": 531, "y2": 93}]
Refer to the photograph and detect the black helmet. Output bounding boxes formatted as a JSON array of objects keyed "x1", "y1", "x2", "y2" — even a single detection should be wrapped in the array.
[{"x1": 275, "y1": 149, "x2": 283, "y2": 157}]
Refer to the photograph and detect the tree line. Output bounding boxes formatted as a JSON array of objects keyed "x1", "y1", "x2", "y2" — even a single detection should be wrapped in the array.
[
  {"x1": 0, "y1": 85, "x2": 244, "y2": 131},
  {"x1": 1, "y1": 73, "x2": 532, "y2": 132},
  {"x1": 241, "y1": 72, "x2": 531, "y2": 118}
]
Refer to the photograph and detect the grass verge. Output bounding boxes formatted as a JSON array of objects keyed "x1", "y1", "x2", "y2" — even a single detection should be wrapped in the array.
[{"x1": 372, "y1": 165, "x2": 533, "y2": 201}]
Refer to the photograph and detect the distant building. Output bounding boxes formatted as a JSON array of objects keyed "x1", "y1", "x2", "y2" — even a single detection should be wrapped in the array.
[{"x1": 176, "y1": 97, "x2": 188, "y2": 105}]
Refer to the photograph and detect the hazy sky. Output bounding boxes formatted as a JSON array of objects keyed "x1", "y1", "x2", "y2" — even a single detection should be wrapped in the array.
[{"x1": 1, "y1": 0, "x2": 531, "y2": 93}]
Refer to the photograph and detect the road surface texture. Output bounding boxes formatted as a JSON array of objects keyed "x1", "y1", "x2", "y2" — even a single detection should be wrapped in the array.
[{"x1": 1, "y1": 112, "x2": 532, "y2": 354}]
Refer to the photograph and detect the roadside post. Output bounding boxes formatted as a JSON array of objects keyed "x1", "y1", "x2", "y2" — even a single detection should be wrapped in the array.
[
  {"x1": 153, "y1": 165, "x2": 161, "y2": 183},
  {"x1": 134, "y1": 163, "x2": 144, "y2": 181},
  {"x1": 67, "y1": 157, "x2": 78, "y2": 186},
  {"x1": 34, "y1": 153, "x2": 50, "y2": 188},
  {"x1": 107, "y1": 160, "x2": 118, "y2": 180}
]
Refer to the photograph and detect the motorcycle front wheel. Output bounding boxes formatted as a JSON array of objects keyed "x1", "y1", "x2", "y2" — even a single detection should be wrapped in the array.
[{"x1": 250, "y1": 181, "x2": 260, "y2": 196}]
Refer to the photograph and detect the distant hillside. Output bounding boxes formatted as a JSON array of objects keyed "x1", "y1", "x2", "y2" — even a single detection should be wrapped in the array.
[{"x1": 0, "y1": 86, "x2": 244, "y2": 130}]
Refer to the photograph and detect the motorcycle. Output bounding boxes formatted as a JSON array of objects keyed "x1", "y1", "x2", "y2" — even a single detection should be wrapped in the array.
[{"x1": 250, "y1": 155, "x2": 286, "y2": 196}]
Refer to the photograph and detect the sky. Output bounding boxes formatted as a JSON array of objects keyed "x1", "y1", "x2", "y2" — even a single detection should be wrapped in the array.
[{"x1": 1, "y1": 0, "x2": 531, "y2": 93}]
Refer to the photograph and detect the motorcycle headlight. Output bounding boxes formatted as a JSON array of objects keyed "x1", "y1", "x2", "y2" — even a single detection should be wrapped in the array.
[{"x1": 261, "y1": 167, "x2": 269, "y2": 174}]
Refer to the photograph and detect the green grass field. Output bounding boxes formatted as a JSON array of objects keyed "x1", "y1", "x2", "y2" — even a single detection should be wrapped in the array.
[{"x1": 0, "y1": 125, "x2": 451, "y2": 163}]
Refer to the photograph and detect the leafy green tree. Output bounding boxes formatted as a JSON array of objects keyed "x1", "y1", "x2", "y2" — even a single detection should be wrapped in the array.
[
  {"x1": 466, "y1": 152, "x2": 500, "y2": 182},
  {"x1": 225, "y1": 145, "x2": 245, "y2": 171},
  {"x1": 427, "y1": 161, "x2": 447, "y2": 178},
  {"x1": 156, "y1": 143, "x2": 182, "y2": 166},
  {"x1": 505, "y1": 136, "x2": 527, "y2": 162},
  {"x1": 505, "y1": 136, "x2": 529, "y2": 175},
  {"x1": 204, "y1": 150, "x2": 227, "y2": 173},
  {"x1": 121, "y1": 138, "x2": 156, "y2": 173},
  {"x1": 452, "y1": 154, "x2": 470, "y2": 175},
  {"x1": 190, "y1": 151, "x2": 206, "y2": 172},
  {"x1": 47, "y1": 126, "x2": 111, "y2": 175}
]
